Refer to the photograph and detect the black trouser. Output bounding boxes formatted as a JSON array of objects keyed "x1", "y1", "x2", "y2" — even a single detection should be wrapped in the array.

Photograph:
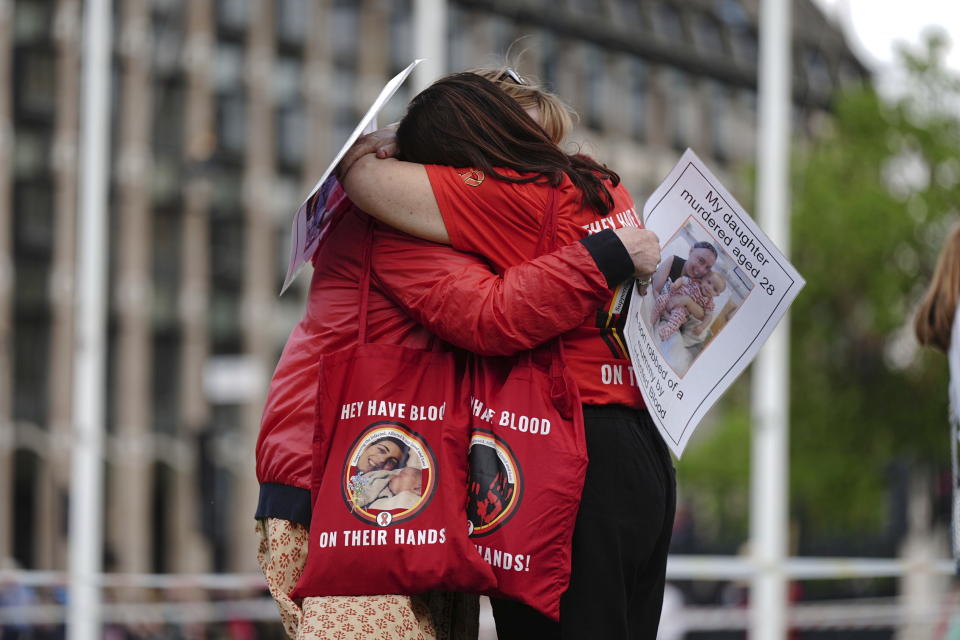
[{"x1": 492, "y1": 405, "x2": 676, "y2": 640}]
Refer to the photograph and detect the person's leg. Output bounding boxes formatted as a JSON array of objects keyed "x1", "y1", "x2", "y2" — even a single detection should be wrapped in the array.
[
  {"x1": 256, "y1": 518, "x2": 307, "y2": 639},
  {"x1": 490, "y1": 596, "x2": 560, "y2": 640},
  {"x1": 257, "y1": 518, "x2": 438, "y2": 640},
  {"x1": 299, "y1": 595, "x2": 435, "y2": 640},
  {"x1": 652, "y1": 294, "x2": 668, "y2": 324},
  {"x1": 658, "y1": 308, "x2": 687, "y2": 341},
  {"x1": 559, "y1": 406, "x2": 673, "y2": 640},
  {"x1": 626, "y1": 413, "x2": 677, "y2": 637}
]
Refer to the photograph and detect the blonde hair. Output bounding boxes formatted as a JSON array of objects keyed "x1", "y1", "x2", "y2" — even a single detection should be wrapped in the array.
[
  {"x1": 471, "y1": 67, "x2": 575, "y2": 145},
  {"x1": 915, "y1": 222, "x2": 960, "y2": 352}
]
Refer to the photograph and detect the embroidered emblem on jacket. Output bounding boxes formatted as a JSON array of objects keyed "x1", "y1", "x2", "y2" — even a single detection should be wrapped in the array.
[{"x1": 459, "y1": 169, "x2": 484, "y2": 187}]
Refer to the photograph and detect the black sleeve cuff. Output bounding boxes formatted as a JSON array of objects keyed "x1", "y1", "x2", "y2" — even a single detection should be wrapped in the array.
[
  {"x1": 579, "y1": 229, "x2": 634, "y2": 288},
  {"x1": 255, "y1": 483, "x2": 312, "y2": 526}
]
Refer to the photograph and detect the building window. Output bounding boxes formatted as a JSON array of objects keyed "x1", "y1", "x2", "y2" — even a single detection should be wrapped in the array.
[
  {"x1": 209, "y1": 218, "x2": 243, "y2": 286},
  {"x1": 209, "y1": 214, "x2": 243, "y2": 354},
  {"x1": 390, "y1": 1, "x2": 413, "y2": 71},
  {"x1": 716, "y1": 0, "x2": 748, "y2": 26},
  {"x1": 693, "y1": 12, "x2": 726, "y2": 55},
  {"x1": 151, "y1": 157, "x2": 180, "y2": 205},
  {"x1": 216, "y1": 0, "x2": 249, "y2": 33},
  {"x1": 212, "y1": 168, "x2": 243, "y2": 212},
  {"x1": 209, "y1": 291, "x2": 242, "y2": 355},
  {"x1": 214, "y1": 42, "x2": 244, "y2": 94},
  {"x1": 13, "y1": 451, "x2": 41, "y2": 567},
  {"x1": 152, "y1": 9, "x2": 184, "y2": 78},
  {"x1": 803, "y1": 46, "x2": 834, "y2": 97},
  {"x1": 617, "y1": 0, "x2": 645, "y2": 28},
  {"x1": 216, "y1": 94, "x2": 247, "y2": 156},
  {"x1": 631, "y1": 59, "x2": 649, "y2": 142},
  {"x1": 12, "y1": 260, "x2": 48, "y2": 314},
  {"x1": 331, "y1": 2, "x2": 359, "y2": 69},
  {"x1": 15, "y1": 47, "x2": 57, "y2": 117},
  {"x1": 331, "y1": 67, "x2": 356, "y2": 157},
  {"x1": 152, "y1": 210, "x2": 182, "y2": 330},
  {"x1": 150, "y1": 462, "x2": 174, "y2": 572},
  {"x1": 540, "y1": 31, "x2": 559, "y2": 92},
  {"x1": 570, "y1": 0, "x2": 603, "y2": 15},
  {"x1": 13, "y1": 129, "x2": 50, "y2": 179},
  {"x1": 668, "y1": 69, "x2": 698, "y2": 152},
  {"x1": 489, "y1": 15, "x2": 514, "y2": 60},
  {"x1": 733, "y1": 89, "x2": 757, "y2": 159},
  {"x1": 277, "y1": 105, "x2": 305, "y2": 168},
  {"x1": 152, "y1": 334, "x2": 180, "y2": 434},
  {"x1": 13, "y1": 319, "x2": 50, "y2": 426},
  {"x1": 653, "y1": 3, "x2": 685, "y2": 43},
  {"x1": 153, "y1": 81, "x2": 185, "y2": 159},
  {"x1": 708, "y1": 81, "x2": 731, "y2": 163},
  {"x1": 584, "y1": 46, "x2": 605, "y2": 131},
  {"x1": 732, "y1": 27, "x2": 758, "y2": 66},
  {"x1": 14, "y1": 181, "x2": 54, "y2": 255},
  {"x1": 273, "y1": 56, "x2": 301, "y2": 107},
  {"x1": 13, "y1": 0, "x2": 53, "y2": 44},
  {"x1": 276, "y1": 0, "x2": 309, "y2": 44}
]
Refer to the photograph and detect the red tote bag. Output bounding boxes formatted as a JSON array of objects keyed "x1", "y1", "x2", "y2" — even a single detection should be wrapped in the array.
[
  {"x1": 291, "y1": 220, "x2": 495, "y2": 599},
  {"x1": 465, "y1": 190, "x2": 588, "y2": 620}
]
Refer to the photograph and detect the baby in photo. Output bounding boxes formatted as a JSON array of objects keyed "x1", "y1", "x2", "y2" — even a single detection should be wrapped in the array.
[
  {"x1": 366, "y1": 467, "x2": 423, "y2": 511},
  {"x1": 651, "y1": 272, "x2": 726, "y2": 341}
]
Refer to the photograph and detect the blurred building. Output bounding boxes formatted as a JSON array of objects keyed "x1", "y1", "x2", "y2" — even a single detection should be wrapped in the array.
[{"x1": 0, "y1": 0, "x2": 865, "y2": 574}]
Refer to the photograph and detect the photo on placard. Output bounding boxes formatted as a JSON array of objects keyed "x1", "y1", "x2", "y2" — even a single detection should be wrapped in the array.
[
  {"x1": 641, "y1": 217, "x2": 754, "y2": 377},
  {"x1": 342, "y1": 422, "x2": 436, "y2": 527},
  {"x1": 466, "y1": 430, "x2": 523, "y2": 537},
  {"x1": 304, "y1": 176, "x2": 340, "y2": 250}
]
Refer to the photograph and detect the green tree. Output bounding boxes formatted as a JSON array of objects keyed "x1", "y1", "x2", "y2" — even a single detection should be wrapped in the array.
[{"x1": 678, "y1": 32, "x2": 960, "y2": 544}]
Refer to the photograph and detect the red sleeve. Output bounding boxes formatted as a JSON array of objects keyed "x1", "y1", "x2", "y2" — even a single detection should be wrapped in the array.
[
  {"x1": 424, "y1": 164, "x2": 546, "y2": 271},
  {"x1": 370, "y1": 225, "x2": 610, "y2": 356}
]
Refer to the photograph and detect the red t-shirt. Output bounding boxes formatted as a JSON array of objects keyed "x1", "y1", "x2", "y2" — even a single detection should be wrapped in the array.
[{"x1": 426, "y1": 164, "x2": 646, "y2": 408}]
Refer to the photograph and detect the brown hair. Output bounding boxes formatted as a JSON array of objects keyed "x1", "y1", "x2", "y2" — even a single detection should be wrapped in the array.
[
  {"x1": 396, "y1": 72, "x2": 619, "y2": 217},
  {"x1": 915, "y1": 223, "x2": 960, "y2": 352},
  {"x1": 471, "y1": 67, "x2": 575, "y2": 144}
]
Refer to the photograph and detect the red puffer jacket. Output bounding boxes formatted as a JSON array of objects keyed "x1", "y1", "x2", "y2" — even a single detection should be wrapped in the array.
[{"x1": 255, "y1": 205, "x2": 632, "y2": 523}]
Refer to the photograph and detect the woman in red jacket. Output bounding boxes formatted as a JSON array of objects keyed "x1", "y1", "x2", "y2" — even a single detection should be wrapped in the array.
[
  {"x1": 341, "y1": 71, "x2": 675, "y2": 640},
  {"x1": 255, "y1": 72, "x2": 660, "y2": 639}
]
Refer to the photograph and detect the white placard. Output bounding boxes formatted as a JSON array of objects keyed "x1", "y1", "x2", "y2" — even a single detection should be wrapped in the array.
[
  {"x1": 624, "y1": 149, "x2": 805, "y2": 457},
  {"x1": 280, "y1": 59, "x2": 423, "y2": 294}
]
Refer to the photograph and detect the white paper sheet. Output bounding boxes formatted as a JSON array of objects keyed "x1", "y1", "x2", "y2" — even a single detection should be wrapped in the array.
[
  {"x1": 280, "y1": 59, "x2": 423, "y2": 294},
  {"x1": 624, "y1": 149, "x2": 805, "y2": 457}
]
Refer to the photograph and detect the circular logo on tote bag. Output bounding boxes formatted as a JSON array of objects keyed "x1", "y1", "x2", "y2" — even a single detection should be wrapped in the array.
[
  {"x1": 342, "y1": 422, "x2": 437, "y2": 527},
  {"x1": 466, "y1": 429, "x2": 523, "y2": 537}
]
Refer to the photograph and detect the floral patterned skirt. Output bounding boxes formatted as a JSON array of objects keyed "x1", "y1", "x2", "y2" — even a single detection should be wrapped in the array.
[{"x1": 256, "y1": 518, "x2": 478, "y2": 640}]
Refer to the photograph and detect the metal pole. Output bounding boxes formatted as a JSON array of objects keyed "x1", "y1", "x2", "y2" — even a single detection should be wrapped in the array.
[
  {"x1": 68, "y1": 0, "x2": 112, "y2": 638},
  {"x1": 412, "y1": 0, "x2": 447, "y2": 93},
  {"x1": 750, "y1": 0, "x2": 792, "y2": 639}
]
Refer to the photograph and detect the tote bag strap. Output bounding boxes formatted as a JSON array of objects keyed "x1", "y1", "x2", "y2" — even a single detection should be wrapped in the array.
[
  {"x1": 356, "y1": 216, "x2": 442, "y2": 351},
  {"x1": 357, "y1": 216, "x2": 376, "y2": 345},
  {"x1": 530, "y1": 188, "x2": 576, "y2": 415},
  {"x1": 533, "y1": 187, "x2": 560, "y2": 257}
]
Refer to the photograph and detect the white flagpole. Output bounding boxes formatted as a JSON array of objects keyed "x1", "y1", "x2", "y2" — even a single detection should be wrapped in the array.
[
  {"x1": 68, "y1": 0, "x2": 112, "y2": 638},
  {"x1": 750, "y1": 0, "x2": 793, "y2": 638},
  {"x1": 412, "y1": 0, "x2": 447, "y2": 93}
]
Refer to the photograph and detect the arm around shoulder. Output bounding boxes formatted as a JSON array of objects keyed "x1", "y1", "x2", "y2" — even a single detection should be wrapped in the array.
[{"x1": 341, "y1": 155, "x2": 450, "y2": 244}]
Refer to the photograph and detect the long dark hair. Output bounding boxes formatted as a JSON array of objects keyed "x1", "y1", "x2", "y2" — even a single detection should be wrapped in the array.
[{"x1": 397, "y1": 72, "x2": 620, "y2": 217}]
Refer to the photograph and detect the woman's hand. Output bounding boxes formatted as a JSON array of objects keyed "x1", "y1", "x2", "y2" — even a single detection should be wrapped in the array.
[
  {"x1": 612, "y1": 227, "x2": 660, "y2": 295},
  {"x1": 335, "y1": 123, "x2": 399, "y2": 180}
]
